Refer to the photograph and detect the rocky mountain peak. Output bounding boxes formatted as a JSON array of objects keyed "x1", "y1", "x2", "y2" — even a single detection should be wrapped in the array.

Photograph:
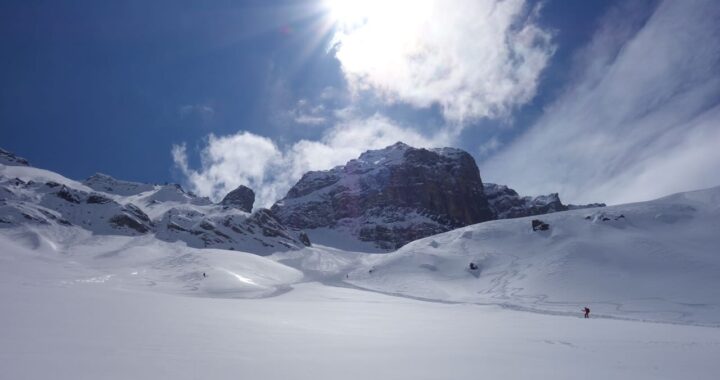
[
  {"x1": 272, "y1": 143, "x2": 495, "y2": 249},
  {"x1": 221, "y1": 185, "x2": 255, "y2": 212}
]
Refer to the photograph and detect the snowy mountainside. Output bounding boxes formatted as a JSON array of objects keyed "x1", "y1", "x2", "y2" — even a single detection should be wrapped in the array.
[
  {"x1": 339, "y1": 186, "x2": 720, "y2": 325},
  {"x1": 0, "y1": 156, "x2": 308, "y2": 254}
]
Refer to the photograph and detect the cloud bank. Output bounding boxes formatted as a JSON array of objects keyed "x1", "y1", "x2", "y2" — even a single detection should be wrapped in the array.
[{"x1": 483, "y1": 0, "x2": 720, "y2": 204}]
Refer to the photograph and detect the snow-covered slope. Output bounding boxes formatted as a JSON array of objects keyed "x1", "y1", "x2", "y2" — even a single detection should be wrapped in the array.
[
  {"x1": 0, "y1": 157, "x2": 309, "y2": 254},
  {"x1": 343, "y1": 186, "x2": 720, "y2": 325},
  {"x1": 2, "y1": 212, "x2": 720, "y2": 380}
]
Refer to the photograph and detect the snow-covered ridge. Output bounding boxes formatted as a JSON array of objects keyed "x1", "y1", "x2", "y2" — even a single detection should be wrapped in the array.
[{"x1": 0, "y1": 150, "x2": 309, "y2": 254}]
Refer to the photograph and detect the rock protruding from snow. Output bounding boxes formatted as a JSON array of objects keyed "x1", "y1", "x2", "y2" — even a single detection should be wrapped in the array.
[
  {"x1": 271, "y1": 142, "x2": 495, "y2": 250},
  {"x1": 220, "y1": 185, "x2": 255, "y2": 212},
  {"x1": 484, "y1": 183, "x2": 605, "y2": 219},
  {"x1": 0, "y1": 148, "x2": 30, "y2": 167}
]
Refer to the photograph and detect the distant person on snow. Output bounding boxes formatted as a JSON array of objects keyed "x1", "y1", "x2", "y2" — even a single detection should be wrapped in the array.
[
  {"x1": 203, "y1": 272, "x2": 207, "y2": 278},
  {"x1": 583, "y1": 307, "x2": 590, "y2": 318}
]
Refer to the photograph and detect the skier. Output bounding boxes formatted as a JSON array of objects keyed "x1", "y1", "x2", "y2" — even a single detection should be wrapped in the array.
[
  {"x1": 203, "y1": 272, "x2": 207, "y2": 278},
  {"x1": 583, "y1": 307, "x2": 590, "y2": 318}
]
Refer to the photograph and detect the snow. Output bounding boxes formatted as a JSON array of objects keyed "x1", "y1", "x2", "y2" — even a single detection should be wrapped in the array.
[
  {"x1": 0, "y1": 164, "x2": 93, "y2": 193},
  {"x1": 2, "y1": 177, "x2": 720, "y2": 378},
  {"x1": 346, "y1": 186, "x2": 720, "y2": 325}
]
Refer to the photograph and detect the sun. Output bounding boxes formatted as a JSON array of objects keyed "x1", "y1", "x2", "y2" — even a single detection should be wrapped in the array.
[{"x1": 324, "y1": 0, "x2": 432, "y2": 30}]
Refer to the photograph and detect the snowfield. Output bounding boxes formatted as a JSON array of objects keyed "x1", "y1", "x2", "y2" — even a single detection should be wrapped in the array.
[
  {"x1": 345, "y1": 186, "x2": 720, "y2": 326},
  {"x1": 1, "y1": 186, "x2": 720, "y2": 379}
]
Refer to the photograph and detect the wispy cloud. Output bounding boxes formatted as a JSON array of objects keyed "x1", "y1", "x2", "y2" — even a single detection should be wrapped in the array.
[
  {"x1": 290, "y1": 99, "x2": 327, "y2": 125},
  {"x1": 179, "y1": 104, "x2": 215, "y2": 125},
  {"x1": 478, "y1": 136, "x2": 503, "y2": 157},
  {"x1": 483, "y1": 0, "x2": 720, "y2": 204}
]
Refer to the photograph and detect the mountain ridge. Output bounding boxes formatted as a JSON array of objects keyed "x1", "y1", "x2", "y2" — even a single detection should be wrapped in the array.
[{"x1": 1, "y1": 144, "x2": 603, "y2": 253}]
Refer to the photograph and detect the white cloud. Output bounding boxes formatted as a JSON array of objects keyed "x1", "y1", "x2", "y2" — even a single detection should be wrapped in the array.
[
  {"x1": 172, "y1": 115, "x2": 451, "y2": 208},
  {"x1": 330, "y1": 0, "x2": 555, "y2": 122},
  {"x1": 172, "y1": 133, "x2": 283, "y2": 208},
  {"x1": 483, "y1": 0, "x2": 720, "y2": 204}
]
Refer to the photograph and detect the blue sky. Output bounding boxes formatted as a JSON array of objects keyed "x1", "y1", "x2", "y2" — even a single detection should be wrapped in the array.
[{"x1": 2, "y1": 0, "x2": 719, "y2": 207}]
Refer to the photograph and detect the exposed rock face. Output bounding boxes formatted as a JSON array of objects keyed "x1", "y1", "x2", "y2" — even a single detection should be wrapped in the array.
[
  {"x1": 220, "y1": 185, "x2": 255, "y2": 212},
  {"x1": 271, "y1": 142, "x2": 495, "y2": 249},
  {"x1": 484, "y1": 183, "x2": 605, "y2": 219}
]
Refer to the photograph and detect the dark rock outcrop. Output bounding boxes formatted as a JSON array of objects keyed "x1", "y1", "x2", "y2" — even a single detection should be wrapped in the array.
[
  {"x1": 298, "y1": 232, "x2": 311, "y2": 247},
  {"x1": 485, "y1": 183, "x2": 605, "y2": 219},
  {"x1": 532, "y1": 219, "x2": 550, "y2": 231},
  {"x1": 221, "y1": 185, "x2": 255, "y2": 212}
]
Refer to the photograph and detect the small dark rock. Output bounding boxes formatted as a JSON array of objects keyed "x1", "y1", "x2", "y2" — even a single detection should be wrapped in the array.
[
  {"x1": 532, "y1": 219, "x2": 550, "y2": 231},
  {"x1": 87, "y1": 194, "x2": 113, "y2": 204},
  {"x1": 56, "y1": 187, "x2": 81, "y2": 203},
  {"x1": 109, "y1": 214, "x2": 150, "y2": 233},
  {"x1": 298, "y1": 231, "x2": 312, "y2": 247}
]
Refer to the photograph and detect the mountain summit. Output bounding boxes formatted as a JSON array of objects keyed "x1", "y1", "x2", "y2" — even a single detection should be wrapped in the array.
[{"x1": 271, "y1": 142, "x2": 495, "y2": 249}]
